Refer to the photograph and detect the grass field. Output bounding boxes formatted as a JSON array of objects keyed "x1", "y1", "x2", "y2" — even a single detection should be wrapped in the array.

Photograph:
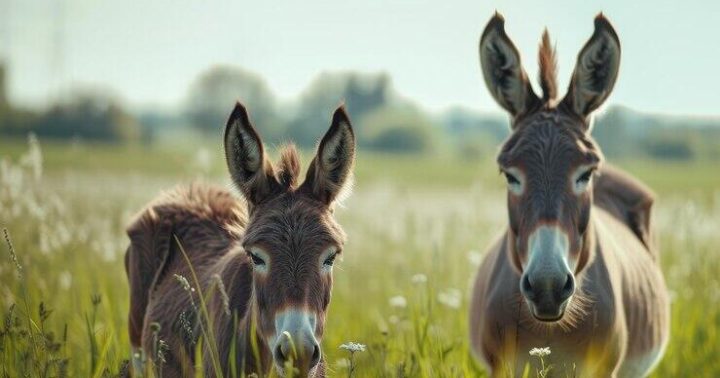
[{"x1": 1, "y1": 136, "x2": 719, "y2": 377}]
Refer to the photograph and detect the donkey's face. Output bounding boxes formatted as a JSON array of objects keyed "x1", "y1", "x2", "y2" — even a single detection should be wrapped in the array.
[
  {"x1": 479, "y1": 14, "x2": 620, "y2": 322},
  {"x1": 224, "y1": 103, "x2": 355, "y2": 374}
]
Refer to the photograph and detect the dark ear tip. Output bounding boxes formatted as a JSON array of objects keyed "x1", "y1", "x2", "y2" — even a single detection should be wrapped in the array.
[
  {"x1": 225, "y1": 101, "x2": 262, "y2": 146},
  {"x1": 331, "y1": 105, "x2": 353, "y2": 132},
  {"x1": 228, "y1": 101, "x2": 250, "y2": 125},
  {"x1": 593, "y1": 12, "x2": 620, "y2": 42},
  {"x1": 481, "y1": 11, "x2": 506, "y2": 40},
  {"x1": 491, "y1": 10, "x2": 505, "y2": 24}
]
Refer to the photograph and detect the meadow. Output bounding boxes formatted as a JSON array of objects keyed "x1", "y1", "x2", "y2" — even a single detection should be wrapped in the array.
[{"x1": 1, "y1": 136, "x2": 719, "y2": 377}]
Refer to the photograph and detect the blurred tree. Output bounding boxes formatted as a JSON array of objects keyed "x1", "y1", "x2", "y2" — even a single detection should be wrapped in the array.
[
  {"x1": 344, "y1": 74, "x2": 390, "y2": 119},
  {"x1": 1, "y1": 86, "x2": 138, "y2": 143},
  {"x1": 185, "y1": 66, "x2": 281, "y2": 140},
  {"x1": 440, "y1": 107, "x2": 507, "y2": 159},
  {"x1": 359, "y1": 106, "x2": 444, "y2": 154},
  {"x1": 642, "y1": 131, "x2": 696, "y2": 161},
  {"x1": 287, "y1": 72, "x2": 391, "y2": 147},
  {"x1": 32, "y1": 89, "x2": 140, "y2": 143}
]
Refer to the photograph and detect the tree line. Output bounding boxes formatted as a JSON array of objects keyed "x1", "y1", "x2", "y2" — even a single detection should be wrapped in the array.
[{"x1": 1, "y1": 63, "x2": 718, "y2": 159}]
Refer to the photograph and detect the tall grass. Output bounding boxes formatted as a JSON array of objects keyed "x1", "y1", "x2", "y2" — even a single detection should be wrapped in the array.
[{"x1": 1, "y1": 136, "x2": 719, "y2": 376}]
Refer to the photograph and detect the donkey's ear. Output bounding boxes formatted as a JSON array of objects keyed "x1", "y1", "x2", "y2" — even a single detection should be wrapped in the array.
[
  {"x1": 479, "y1": 12, "x2": 540, "y2": 121},
  {"x1": 561, "y1": 14, "x2": 621, "y2": 121},
  {"x1": 224, "y1": 102, "x2": 277, "y2": 204},
  {"x1": 302, "y1": 106, "x2": 356, "y2": 205}
]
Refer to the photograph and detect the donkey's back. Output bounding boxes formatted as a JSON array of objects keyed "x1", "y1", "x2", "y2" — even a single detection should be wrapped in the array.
[
  {"x1": 593, "y1": 164, "x2": 657, "y2": 254},
  {"x1": 124, "y1": 183, "x2": 247, "y2": 375}
]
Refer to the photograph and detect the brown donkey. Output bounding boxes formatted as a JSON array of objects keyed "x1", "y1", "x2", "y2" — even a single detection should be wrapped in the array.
[
  {"x1": 125, "y1": 103, "x2": 356, "y2": 377},
  {"x1": 469, "y1": 13, "x2": 669, "y2": 377}
]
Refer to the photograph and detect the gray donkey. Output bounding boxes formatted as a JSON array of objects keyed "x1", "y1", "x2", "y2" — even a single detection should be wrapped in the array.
[{"x1": 469, "y1": 13, "x2": 669, "y2": 377}]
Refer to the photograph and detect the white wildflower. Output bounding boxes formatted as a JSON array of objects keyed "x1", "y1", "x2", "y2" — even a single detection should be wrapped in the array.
[
  {"x1": 389, "y1": 295, "x2": 407, "y2": 308},
  {"x1": 193, "y1": 148, "x2": 212, "y2": 174},
  {"x1": 339, "y1": 342, "x2": 366, "y2": 353},
  {"x1": 411, "y1": 273, "x2": 427, "y2": 284},
  {"x1": 467, "y1": 250, "x2": 483, "y2": 266},
  {"x1": 20, "y1": 133, "x2": 43, "y2": 182},
  {"x1": 58, "y1": 270, "x2": 72, "y2": 289},
  {"x1": 437, "y1": 288, "x2": 462, "y2": 309},
  {"x1": 529, "y1": 347, "x2": 551, "y2": 357}
]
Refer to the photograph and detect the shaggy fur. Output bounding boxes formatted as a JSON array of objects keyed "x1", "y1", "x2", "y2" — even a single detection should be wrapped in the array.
[{"x1": 126, "y1": 103, "x2": 356, "y2": 377}]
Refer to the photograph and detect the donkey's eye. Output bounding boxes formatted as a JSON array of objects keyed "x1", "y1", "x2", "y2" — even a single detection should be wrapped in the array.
[
  {"x1": 576, "y1": 170, "x2": 593, "y2": 185},
  {"x1": 573, "y1": 168, "x2": 595, "y2": 194},
  {"x1": 248, "y1": 252, "x2": 266, "y2": 267},
  {"x1": 323, "y1": 253, "x2": 338, "y2": 267},
  {"x1": 504, "y1": 172, "x2": 520, "y2": 186}
]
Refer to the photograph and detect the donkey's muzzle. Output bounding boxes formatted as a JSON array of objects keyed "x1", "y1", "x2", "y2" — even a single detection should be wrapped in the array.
[
  {"x1": 522, "y1": 225, "x2": 576, "y2": 321},
  {"x1": 272, "y1": 309, "x2": 322, "y2": 373},
  {"x1": 520, "y1": 271, "x2": 575, "y2": 321}
]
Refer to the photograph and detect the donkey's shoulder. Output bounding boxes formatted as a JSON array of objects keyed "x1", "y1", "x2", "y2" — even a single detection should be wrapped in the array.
[
  {"x1": 593, "y1": 164, "x2": 656, "y2": 253},
  {"x1": 127, "y1": 183, "x2": 247, "y2": 235}
]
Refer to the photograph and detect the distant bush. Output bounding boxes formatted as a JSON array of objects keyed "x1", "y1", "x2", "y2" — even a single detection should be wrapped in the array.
[
  {"x1": 359, "y1": 107, "x2": 443, "y2": 154},
  {"x1": 39, "y1": 93, "x2": 140, "y2": 142},
  {"x1": 0, "y1": 107, "x2": 39, "y2": 136},
  {"x1": 642, "y1": 133, "x2": 697, "y2": 161},
  {"x1": 1, "y1": 89, "x2": 140, "y2": 143},
  {"x1": 592, "y1": 106, "x2": 720, "y2": 161}
]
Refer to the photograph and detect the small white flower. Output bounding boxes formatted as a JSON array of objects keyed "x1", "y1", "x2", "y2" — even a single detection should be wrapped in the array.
[
  {"x1": 411, "y1": 273, "x2": 427, "y2": 284},
  {"x1": 339, "y1": 342, "x2": 366, "y2": 353},
  {"x1": 194, "y1": 148, "x2": 211, "y2": 172},
  {"x1": 58, "y1": 270, "x2": 72, "y2": 289},
  {"x1": 467, "y1": 250, "x2": 483, "y2": 266},
  {"x1": 389, "y1": 295, "x2": 407, "y2": 308},
  {"x1": 437, "y1": 288, "x2": 462, "y2": 309},
  {"x1": 529, "y1": 347, "x2": 551, "y2": 357}
]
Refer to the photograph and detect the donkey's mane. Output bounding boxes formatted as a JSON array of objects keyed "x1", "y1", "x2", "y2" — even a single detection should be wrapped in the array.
[
  {"x1": 538, "y1": 30, "x2": 558, "y2": 102},
  {"x1": 275, "y1": 144, "x2": 301, "y2": 190}
]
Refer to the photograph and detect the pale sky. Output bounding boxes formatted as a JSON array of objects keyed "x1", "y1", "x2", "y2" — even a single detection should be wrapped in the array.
[{"x1": 1, "y1": 0, "x2": 718, "y2": 116}]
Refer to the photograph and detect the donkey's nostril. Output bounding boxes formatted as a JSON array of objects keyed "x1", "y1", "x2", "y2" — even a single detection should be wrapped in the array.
[
  {"x1": 310, "y1": 343, "x2": 321, "y2": 368},
  {"x1": 274, "y1": 337, "x2": 321, "y2": 369},
  {"x1": 274, "y1": 343, "x2": 288, "y2": 364},
  {"x1": 521, "y1": 274, "x2": 533, "y2": 297},
  {"x1": 559, "y1": 273, "x2": 575, "y2": 301}
]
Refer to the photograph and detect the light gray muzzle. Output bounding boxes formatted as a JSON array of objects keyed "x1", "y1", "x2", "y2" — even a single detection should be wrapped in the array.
[
  {"x1": 519, "y1": 225, "x2": 575, "y2": 321},
  {"x1": 272, "y1": 309, "x2": 321, "y2": 372}
]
